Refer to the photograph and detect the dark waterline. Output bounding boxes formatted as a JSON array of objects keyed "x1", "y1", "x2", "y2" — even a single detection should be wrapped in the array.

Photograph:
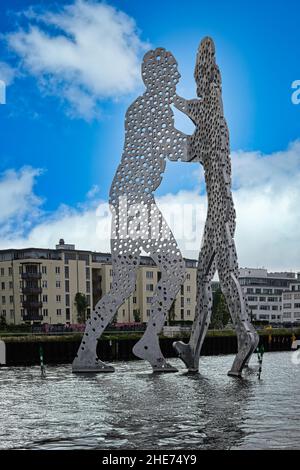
[{"x1": 0, "y1": 351, "x2": 299, "y2": 450}]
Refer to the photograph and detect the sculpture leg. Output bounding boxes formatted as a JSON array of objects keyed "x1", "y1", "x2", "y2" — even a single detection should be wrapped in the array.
[
  {"x1": 132, "y1": 234, "x2": 186, "y2": 372},
  {"x1": 72, "y1": 242, "x2": 140, "y2": 373},
  {"x1": 221, "y1": 273, "x2": 258, "y2": 377},
  {"x1": 173, "y1": 235, "x2": 216, "y2": 372}
]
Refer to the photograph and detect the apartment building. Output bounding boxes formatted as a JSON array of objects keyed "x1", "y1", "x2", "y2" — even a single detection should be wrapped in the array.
[
  {"x1": 239, "y1": 268, "x2": 299, "y2": 324},
  {"x1": 282, "y1": 282, "x2": 300, "y2": 325},
  {"x1": 0, "y1": 240, "x2": 197, "y2": 325}
]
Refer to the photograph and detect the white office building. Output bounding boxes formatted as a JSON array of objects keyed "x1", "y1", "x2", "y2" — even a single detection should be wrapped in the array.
[{"x1": 239, "y1": 268, "x2": 299, "y2": 324}]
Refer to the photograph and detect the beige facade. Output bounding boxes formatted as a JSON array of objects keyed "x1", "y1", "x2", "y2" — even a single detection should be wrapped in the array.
[{"x1": 0, "y1": 241, "x2": 197, "y2": 325}]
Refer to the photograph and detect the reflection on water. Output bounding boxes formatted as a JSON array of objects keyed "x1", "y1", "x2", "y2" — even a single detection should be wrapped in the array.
[{"x1": 0, "y1": 352, "x2": 299, "y2": 450}]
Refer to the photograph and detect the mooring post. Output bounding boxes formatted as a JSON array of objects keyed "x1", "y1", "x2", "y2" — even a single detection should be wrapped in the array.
[
  {"x1": 256, "y1": 344, "x2": 265, "y2": 380},
  {"x1": 39, "y1": 345, "x2": 46, "y2": 378},
  {"x1": 0, "y1": 340, "x2": 6, "y2": 366}
]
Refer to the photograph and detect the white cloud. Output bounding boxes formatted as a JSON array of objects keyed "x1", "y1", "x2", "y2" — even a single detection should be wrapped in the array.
[
  {"x1": 0, "y1": 61, "x2": 16, "y2": 86},
  {"x1": 0, "y1": 142, "x2": 299, "y2": 272},
  {"x1": 6, "y1": 0, "x2": 149, "y2": 119},
  {"x1": 0, "y1": 167, "x2": 43, "y2": 240}
]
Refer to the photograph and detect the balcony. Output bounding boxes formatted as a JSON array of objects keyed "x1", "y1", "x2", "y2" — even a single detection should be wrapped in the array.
[
  {"x1": 22, "y1": 301, "x2": 43, "y2": 309},
  {"x1": 23, "y1": 315, "x2": 43, "y2": 322},
  {"x1": 21, "y1": 272, "x2": 42, "y2": 280},
  {"x1": 22, "y1": 287, "x2": 42, "y2": 295}
]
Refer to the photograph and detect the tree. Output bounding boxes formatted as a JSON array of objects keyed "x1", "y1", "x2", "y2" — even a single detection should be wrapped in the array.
[
  {"x1": 74, "y1": 292, "x2": 89, "y2": 324},
  {"x1": 168, "y1": 300, "x2": 176, "y2": 324},
  {"x1": 133, "y1": 309, "x2": 141, "y2": 323},
  {"x1": 0, "y1": 314, "x2": 6, "y2": 330},
  {"x1": 210, "y1": 288, "x2": 230, "y2": 329}
]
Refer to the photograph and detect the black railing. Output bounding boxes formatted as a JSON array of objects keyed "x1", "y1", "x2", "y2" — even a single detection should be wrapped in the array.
[
  {"x1": 22, "y1": 287, "x2": 42, "y2": 294},
  {"x1": 21, "y1": 273, "x2": 42, "y2": 280},
  {"x1": 22, "y1": 301, "x2": 43, "y2": 309}
]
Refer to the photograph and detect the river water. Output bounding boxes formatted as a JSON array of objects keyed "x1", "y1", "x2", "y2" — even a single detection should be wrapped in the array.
[{"x1": 0, "y1": 351, "x2": 299, "y2": 450}]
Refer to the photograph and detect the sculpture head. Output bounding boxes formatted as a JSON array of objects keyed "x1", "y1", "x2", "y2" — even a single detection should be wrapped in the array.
[
  {"x1": 142, "y1": 48, "x2": 180, "y2": 91},
  {"x1": 194, "y1": 37, "x2": 221, "y2": 97}
]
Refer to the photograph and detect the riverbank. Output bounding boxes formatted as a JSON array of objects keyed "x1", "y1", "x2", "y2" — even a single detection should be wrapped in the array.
[{"x1": 0, "y1": 328, "x2": 297, "y2": 366}]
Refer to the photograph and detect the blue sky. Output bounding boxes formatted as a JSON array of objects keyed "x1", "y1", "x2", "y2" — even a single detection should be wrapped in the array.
[{"x1": 0, "y1": 0, "x2": 299, "y2": 270}]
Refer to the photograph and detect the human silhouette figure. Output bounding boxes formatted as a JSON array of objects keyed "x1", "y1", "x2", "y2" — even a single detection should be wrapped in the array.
[
  {"x1": 173, "y1": 37, "x2": 259, "y2": 376},
  {"x1": 73, "y1": 48, "x2": 189, "y2": 373}
]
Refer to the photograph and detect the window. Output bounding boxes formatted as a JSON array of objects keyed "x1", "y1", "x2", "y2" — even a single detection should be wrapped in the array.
[
  {"x1": 42, "y1": 294, "x2": 48, "y2": 303},
  {"x1": 146, "y1": 309, "x2": 151, "y2": 317},
  {"x1": 0, "y1": 268, "x2": 4, "y2": 276},
  {"x1": 8, "y1": 267, "x2": 12, "y2": 276},
  {"x1": 283, "y1": 313, "x2": 291, "y2": 318},
  {"x1": 56, "y1": 295, "x2": 61, "y2": 302},
  {"x1": 272, "y1": 306, "x2": 278, "y2": 311},
  {"x1": 86, "y1": 295, "x2": 90, "y2": 306},
  {"x1": 86, "y1": 308, "x2": 90, "y2": 319},
  {"x1": 1, "y1": 296, "x2": 5, "y2": 304},
  {"x1": 255, "y1": 289, "x2": 261, "y2": 294},
  {"x1": 65, "y1": 294, "x2": 70, "y2": 307},
  {"x1": 294, "y1": 303, "x2": 300, "y2": 309},
  {"x1": 283, "y1": 293, "x2": 292, "y2": 300},
  {"x1": 55, "y1": 266, "x2": 60, "y2": 274},
  {"x1": 19, "y1": 266, "x2": 22, "y2": 275},
  {"x1": 64, "y1": 266, "x2": 69, "y2": 278},
  {"x1": 181, "y1": 285, "x2": 184, "y2": 295},
  {"x1": 180, "y1": 309, "x2": 184, "y2": 320},
  {"x1": 42, "y1": 280, "x2": 47, "y2": 288},
  {"x1": 187, "y1": 309, "x2": 191, "y2": 316},
  {"x1": 9, "y1": 281, "x2": 13, "y2": 289},
  {"x1": 186, "y1": 298, "x2": 191, "y2": 305},
  {"x1": 42, "y1": 266, "x2": 47, "y2": 274},
  {"x1": 263, "y1": 289, "x2": 272, "y2": 294},
  {"x1": 248, "y1": 296, "x2": 258, "y2": 302},
  {"x1": 2, "y1": 309, "x2": 6, "y2": 317},
  {"x1": 268, "y1": 297, "x2": 278, "y2": 302},
  {"x1": 86, "y1": 281, "x2": 90, "y2": 293},
  {"x1": 66, "y1": 308, "x2": 70, "y2": 321},
  {"x1": 146, "y1": 271, "x2": 154, "y2": 279},
  {"x1": 259, "y1": 297, "x2": 266, "y2": 302},
  {"x1": 65, "y1": 280, "x2": 69, "y2": 292},
  {"x1": 187, "y1": 273, "x2": 191, "y2": 280},
  {"x1": 181, "y1": 297, "x2": 184, "y2": 307},
  {"x1": 43, "y1": 309, "x2": 48, "y2": 317},
  {"x1": 86, "y1": 267, "x2": 90, "y2": 280},
  {"x1": 186, "y1": 285, "x2": 191, "y2": 293},
  {"x1": 247, "y1": 288, "x2": 254, "y2": 294},
  {"x1": 249, "y1": 305, "x2": 258, "y2": 310},
  {"x1": 10, "y1": 309, "x2": 14, "y2": 320},
  {"x1": 295, "y1": 293, "x2": 300, "y2": 299},
  {"x1": 133, "y1": 297, "x2": 137, "y2": 304},
  {"x1": 56, "y1": 280, "x2": 61, "y2": 288},
  {"x1": 21, "y1": 309, "x2": 24, "y2": 317},
  {"x1": 20, "y1": 295, "x2": 23, "y2": 303},
  {"x1": 56, "y1": 309, "x2": 62, "y2": 316},
  {"x1": 9, "y1": 296, "x2": 13, "y2": 304},
  {"x1": 110, "y1": 269, "x2": 113, "y2": 277},
  {"x1": 260, "y1": 305, "x2": 270, "y2": 310},
  {"x1": 146, "y1": 284, "x2": 154, "y2": 291},
  {"x1": 123, "y1": 309, "x2": 125, "y2": 317},
  {"x1": 146, "y1": 297, "x2": 152, "y2": 304},
  {"x1": 19, "y1": 281, "x2": 23, "y2": 289},
  {"x1": 1, "y1": 282, "x2": 5, "y2": 290},
  {"x1": 259, "y1": 314, "x2": 269, "y2": 320},
  {"x1": 283, "y1": 303, "x2": 292, "y2": 309}
]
